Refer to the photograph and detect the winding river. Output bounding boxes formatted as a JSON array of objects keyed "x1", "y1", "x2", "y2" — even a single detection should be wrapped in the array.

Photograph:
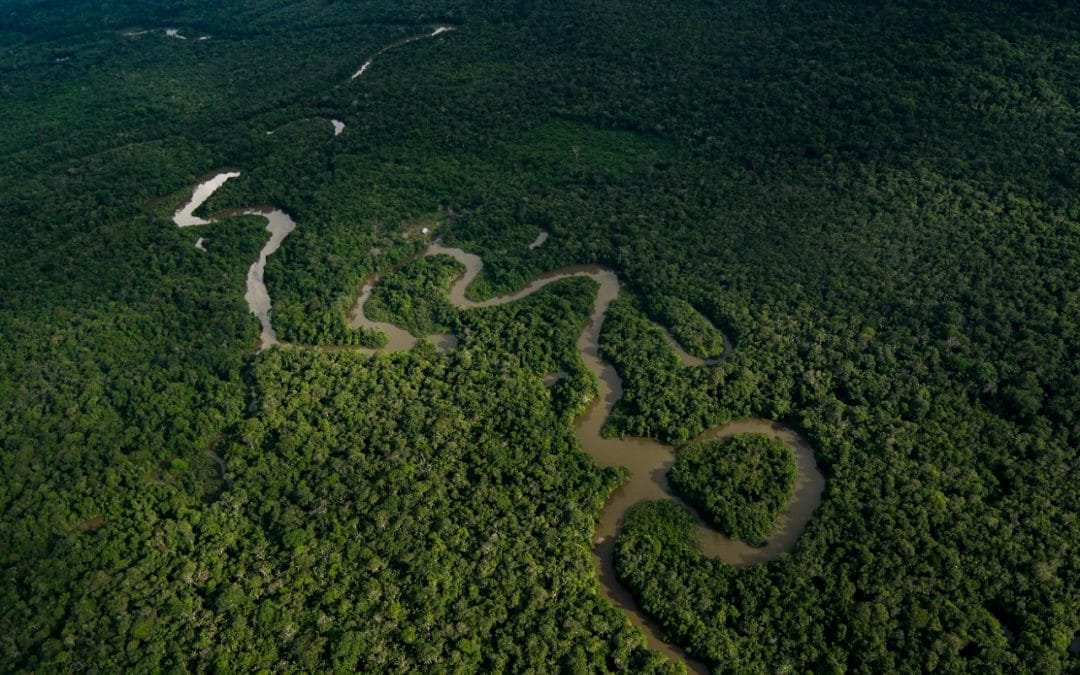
[
  {"x1": 171, "y1": 23, "x2": 449, "y2": 348},
  {"x1": 173, "y1": 172, "x2": 824, "y2": 668},
  {"x1": 352, "y1": 242, "x2": 825, "y2": 671},
  {"x1": 168, "y1": 23, "x2": 824, "y2": 673},
  {"x1": 173, "y1": 173, "x2": 295, "y2": 350}
]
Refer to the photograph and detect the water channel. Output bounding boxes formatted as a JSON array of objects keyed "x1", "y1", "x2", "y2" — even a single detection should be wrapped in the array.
[{"x1": 351, "y1": 25, "x2": 455, "y2": 80}]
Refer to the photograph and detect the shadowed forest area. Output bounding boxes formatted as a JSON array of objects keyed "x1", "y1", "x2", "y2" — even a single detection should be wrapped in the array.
[{"x1": 0, "y1": 0, "x2": 1076, "y2": 671}]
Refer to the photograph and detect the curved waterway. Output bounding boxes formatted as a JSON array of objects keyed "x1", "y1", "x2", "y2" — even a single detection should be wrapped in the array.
[
  {"x1": 349, "y1": 241, "x2": 825, "y2": 671},
  {"x1": 169, "y1": 25, "x2": 451, "y2": 349},
  {"x1": 172, "y1": 172, "x2": 295, "y2": 350},
  {"x1": 659, "y1": 325, "x2": 733, "y2": 368}
]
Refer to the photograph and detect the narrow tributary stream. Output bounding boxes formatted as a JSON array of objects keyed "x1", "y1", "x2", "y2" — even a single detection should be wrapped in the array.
[{"x1": 351, "y1": 25, "x2": 455, "y2": 80}]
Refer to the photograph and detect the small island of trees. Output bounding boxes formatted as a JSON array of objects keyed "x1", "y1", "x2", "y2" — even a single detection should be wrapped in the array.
[{"x1": 669, "y1": 434, "x2": 796, "y2": 545}]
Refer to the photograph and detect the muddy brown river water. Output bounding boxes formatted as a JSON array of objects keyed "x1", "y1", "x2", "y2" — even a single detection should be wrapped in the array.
[{"x1": 173, "y1": 178, "x2": 295, "y2": 351}]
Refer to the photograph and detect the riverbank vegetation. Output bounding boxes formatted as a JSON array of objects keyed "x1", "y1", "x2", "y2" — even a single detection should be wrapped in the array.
[{"x1": 1, "y1": 0, "x2": 1077, "y2": 671}]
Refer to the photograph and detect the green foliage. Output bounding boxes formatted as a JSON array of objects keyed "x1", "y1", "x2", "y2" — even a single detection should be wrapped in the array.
[
  {"x1": 1, "y1": 0, "x2": 1078, "y2": 672},
  {"x1": 648, "y1": 296, "x2": 726, "y2": 359},
  {"x1": 669, "y1": 434, "x2": 796, "y2": 545},
  {"x1": 618, "y1": 501, "x2": 700, "y2": 558},
  {"x1": 365, "y1": 254, "x2": 464, "y2": 336},
  {"x1": 196, "y1": 346, "x2": 669, "y2": 673},
  {"x1": 599, "y1": 294, "x2": 761, "y2": 442}
]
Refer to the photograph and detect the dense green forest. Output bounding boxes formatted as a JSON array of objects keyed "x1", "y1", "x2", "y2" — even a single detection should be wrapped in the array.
[
  {"x1": 647, "y1": 296, "x2": 728, "y2": 360},
  {"x1": 1, "y1": 0, "x2": 1077, "y2": 671},
  {"x1": 365, "y1": 255, "x2": 465, "y2": 336},
  {"x1": 669, "y1": 435, "x2": 796, "y2": 545}
]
